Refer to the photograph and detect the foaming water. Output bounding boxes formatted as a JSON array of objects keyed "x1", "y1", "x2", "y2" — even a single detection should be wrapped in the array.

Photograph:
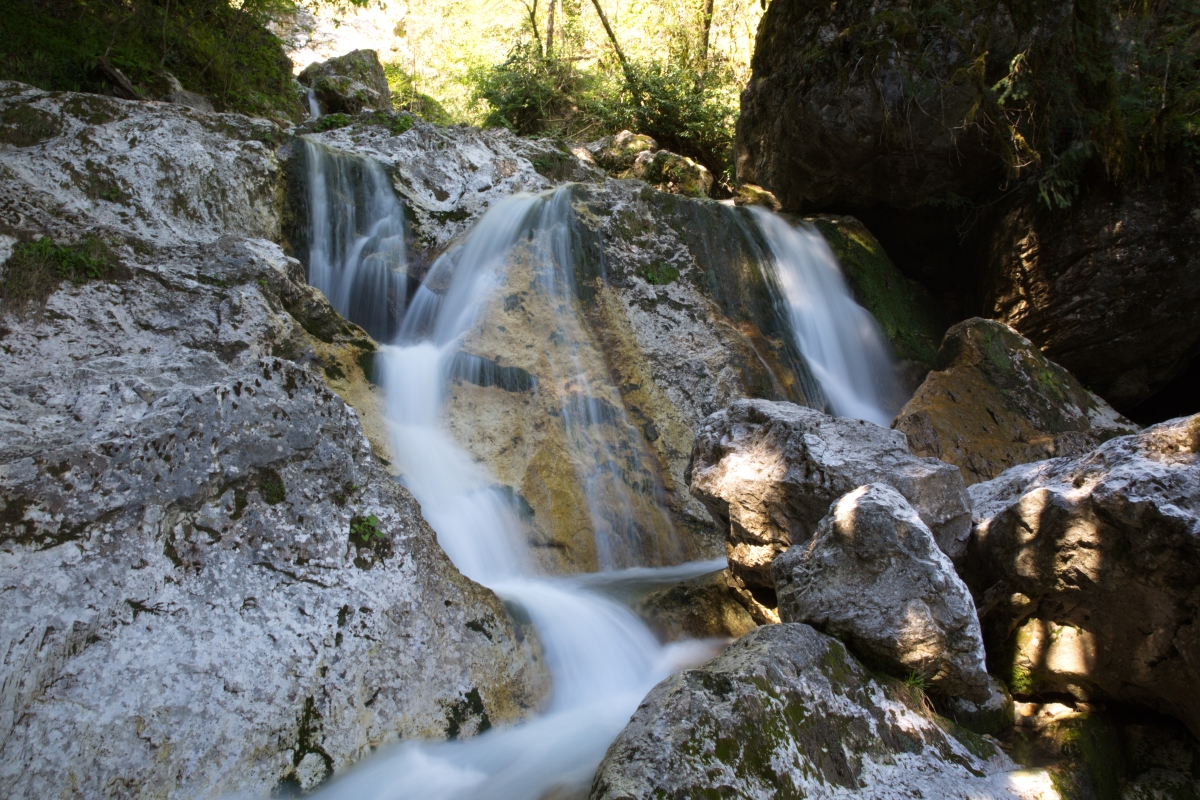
[
  {"x1": 303, "y1": 139, "x2": 409, "y2": 342},
  {"x1": 749, "y1": 208, "x2": 900, "y2": 425}
]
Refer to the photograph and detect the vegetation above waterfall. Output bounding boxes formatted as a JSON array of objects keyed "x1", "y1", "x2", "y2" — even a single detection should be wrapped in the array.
[{"x1": 0, "y1": 0, "x2": 304, "y2": 122}]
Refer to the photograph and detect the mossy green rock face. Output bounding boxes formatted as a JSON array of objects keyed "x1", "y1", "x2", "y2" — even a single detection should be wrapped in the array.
[
  {"x1": 808, "y1": 215, "x2": 945, "y2": 371},
  {"x1": 631, "y1": 150, "x2": 714, "y2": 198},
  {"x1": 591, "y1": 623, "x2": 1056, "y2": 800},
  {"x1": 299, "y1": 49, "x2": 392, "y2": 115},
  {"x1": 894, "y1": 318, "x2": 1138, "y2": 485}
]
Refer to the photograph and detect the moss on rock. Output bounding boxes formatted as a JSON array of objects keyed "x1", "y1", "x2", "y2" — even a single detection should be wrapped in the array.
[{"x1": 808, "y1": 214, "x2": 945, "y2": 368}]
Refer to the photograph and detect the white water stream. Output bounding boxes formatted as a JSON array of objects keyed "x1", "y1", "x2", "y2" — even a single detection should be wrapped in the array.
[
  {"x1": 299, "y1": 144, "x2": 899, "y2": 797},
  {"x1": 751, "y1": 209, "x2": 899, "y2": 426}
]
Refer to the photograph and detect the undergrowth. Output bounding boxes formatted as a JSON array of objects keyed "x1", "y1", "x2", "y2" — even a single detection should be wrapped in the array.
[
  {"x1": 1, "y1": 235, "x2": 125, "y2": 314},
  {"x1": 0, "y1": 0, "x2": 304, "y2": 122},
  {"x1": 470, "y1": 42, "x2": 739, "y2": 182}
]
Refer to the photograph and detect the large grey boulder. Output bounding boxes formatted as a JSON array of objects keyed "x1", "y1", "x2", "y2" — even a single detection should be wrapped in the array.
[
  {"x1": 0, "y1": 236, "x2": 549, "y2": 799},
  {"x1": 774, "y1": 483, "x2": 992, "y2": 702},
  {"x1": 0, "y1": 82, "x2": 283, "y2": 246},
  {"x1": 298, "y1": 49, "x2": 392, "y2": 115},
  {"x1": 0, "y1": 84, "x2": 547, "y2": 798},
  {"x1": 590, "y1": 623, "x2": 1057, "y2": 800},
  {"x1": 964, "y1": 414, "x2": 1200, "y2": 738},
  {"x1": 688, "y1": 399, "x2": 971, "y2": 592}
]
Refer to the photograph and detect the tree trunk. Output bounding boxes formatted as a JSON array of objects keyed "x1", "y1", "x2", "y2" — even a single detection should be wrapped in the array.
[
  {"x1": 588, "y1": 0, "x2": 638, "y2": 99},
  {"x1": 524, "y1": 0, "x2": 544, "y2": 56},
  {"x1": 546, "y1": 0, "x2": 557, "y2": 57},
  {"x1": 699, "y1": 0, "x2": 715, "y2": 68}
]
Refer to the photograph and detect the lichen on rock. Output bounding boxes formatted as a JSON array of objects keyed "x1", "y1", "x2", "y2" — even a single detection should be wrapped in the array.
[{"x1": 590, "y1": 623, "x2": 1057, "y2": 800}]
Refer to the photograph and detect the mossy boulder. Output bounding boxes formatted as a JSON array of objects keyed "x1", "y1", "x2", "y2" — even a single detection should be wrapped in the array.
[
  {"x1": 588, "y1": 130, "x2": 659, "y2": 173},
  {"x1": 591, "y1": 623, "x2": 1051, "y2": 800},
  {"x1": 894, "y1": 318, "x2": 1138, "y2": 485},
  {"x1": 299, "y1": 49, "x2": 392, "y2": 115},
  {"x1": 630, "y1": 149, "x2": 714, "y2": 198}
]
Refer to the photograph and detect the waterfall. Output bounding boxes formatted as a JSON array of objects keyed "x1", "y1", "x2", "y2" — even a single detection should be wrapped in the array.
[
  {"x1": 307, "y1": 184, "x2": 716, "y2": 799},
  {"x1": 296, "y1": 147, "x2": 902, "y2": 796},
  {"x1": 306, "y1": 89, "x2": 321, "y2": 120},
  {"x1": 749, "y1": 208, "x2": 900, "y2": 426},
  {"x1": 303, "y1": 139, "x2": 409, "y2": 342}
]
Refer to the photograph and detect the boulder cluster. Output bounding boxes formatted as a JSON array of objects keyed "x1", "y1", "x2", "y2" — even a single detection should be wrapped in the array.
[{"x1": 596, "y1": 358, "x2": 1200, "y2": 798}]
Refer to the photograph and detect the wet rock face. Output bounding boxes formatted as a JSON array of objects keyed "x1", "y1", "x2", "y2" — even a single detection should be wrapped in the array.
[
  {"x1": 964, "y1": 415, "x2": 1200, "y2": 737},
  {"x1": 734, "y1": 0, "x2": 1005, "y2": 213},
  {"x1": 0, "y1": 82, "x2": 284, "y2": 246},
  {"x1": 635, "y1": 570, "x2": 757, "y2": 642},
  {"x1": 298, "y1": 49, "x2": 392, "y2": 115},
  {"x1": 894, "y1": 318, "x2": 1138, "y2": 485},
  {"x1": 688, "y1": 399, "x2": 971, "y2": 594},
  {"x1": 774, "y1": 483, "x2": 992, "y2": 702},
  {"x1": 0, "y1": 83, "x2": 547, "y2": 798},
  {"x1": 981, "y1": 175, "x2": 1200, "y2": 411},
  {"x1": 590, "y1": 623, "x2": 1053, "y2": 800}
]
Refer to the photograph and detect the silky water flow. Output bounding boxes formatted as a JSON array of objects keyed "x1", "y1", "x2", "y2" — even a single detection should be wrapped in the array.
[{"x1": 298, "y1": 144, "x2": 899, "y2": 798}]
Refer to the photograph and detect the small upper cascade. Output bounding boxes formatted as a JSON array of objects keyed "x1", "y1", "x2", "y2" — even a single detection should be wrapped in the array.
[
  {"x1": 749, "y1": 208, "x2": 901, "y2": 426},
  {"x1": 399, "y1": 187, "x2": 681, "y2": 572},
  {"x1": 302, "y1": 138, "x2": 408, "y2": 342},
  {"x1": 305, "y1": 89, "x2": 321, "y2": 120}
]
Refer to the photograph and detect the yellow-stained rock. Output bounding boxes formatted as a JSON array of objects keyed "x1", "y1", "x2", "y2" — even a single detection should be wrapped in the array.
[{"x1": 893, "y1": 318, "x2": 1137, "y2": 485}]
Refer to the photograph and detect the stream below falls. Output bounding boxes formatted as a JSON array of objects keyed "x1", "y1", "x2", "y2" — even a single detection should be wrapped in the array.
[{"x1": 298, "y1": 139, "x2": 900, "y2": 799}]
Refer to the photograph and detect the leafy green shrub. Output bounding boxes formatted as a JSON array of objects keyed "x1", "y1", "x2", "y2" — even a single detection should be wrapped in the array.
[
  {"x1": 0, "y1": 0, "x2": 304, "y2": 122},
  {"x1": 1, "y1": 235, "x2": 125, "y2": 314},
  {"x1": 383, "y1": 63, "x2": 453, "y2": 125},
  {"x1": 470, "y1": 44, "x2": 738, "y2": 180}
]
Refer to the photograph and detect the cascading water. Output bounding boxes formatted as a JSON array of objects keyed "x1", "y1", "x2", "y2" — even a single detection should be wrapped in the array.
[
  {"x1": 305, "y1": 180, "x2": 716, "y2": 799},
  {"x1": 303, "y1": 139, "x2": 409, "y2": 342},
  {"x1": 297, "y1": 142, "x2": 903, "y2": 797},
  {"x1": 750, "y1": 208, "x2": 901, "y2": 426}
]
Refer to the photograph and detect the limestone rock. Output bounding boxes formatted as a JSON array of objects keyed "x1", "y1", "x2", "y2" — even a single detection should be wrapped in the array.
[
  {"x1": 0, "y1": 82, "x2": 547, "y2": 798},
  {"x1": 0, "y1": 82, "x2": 284, "y2": 246},
  {"x1": 0, "y1": 235, "x2": 548, "y2": 798},
  {"x1": 635, "y1": 570, "x2": 757, "y2": 641},
  {"x1": 688, "y1": 399, "x2": 971, "y2": 592},
  {"x1": 629, "y1": 149, "x2": 713, "y2": 198},
  {"x1": 964, "y1": 414, "x2": 1200, "y2": 737},
  {"x1": 894, "y1": 318, "x2": 1139, "y2": 485},
  {"x1": 590, "y1": 623, "x2": 1058, "y2": 800},
  {"x1": 298, "y1": 49, "x2": 392, "y2": 115},
  {"x1": 774, "y1": 483, "x2": 991, "y2": 702},
  {"x1": 735, "y1": 0, "x2": 1005, "y2": 213},
  {"x1": 981, "y1": 175, "x2": 1200, "y2": 410},
  {"x1": 586, "y1": 130, "x2": 658, "y2": 173}
]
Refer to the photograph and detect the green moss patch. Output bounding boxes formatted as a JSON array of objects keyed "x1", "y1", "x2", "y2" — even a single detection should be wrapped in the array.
[
  {"x1": 810, "y1": 215, "x2": 945, "y2": 366},
  {"x1": 0, "y1": 105, "x2": 62, "y2": 147},
  {"x1": 0, "y1": 0, "x2": 303, "y2": 122},
  {"x1": 1, "y1": 235, "x2": 126, "y2": 314}
]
